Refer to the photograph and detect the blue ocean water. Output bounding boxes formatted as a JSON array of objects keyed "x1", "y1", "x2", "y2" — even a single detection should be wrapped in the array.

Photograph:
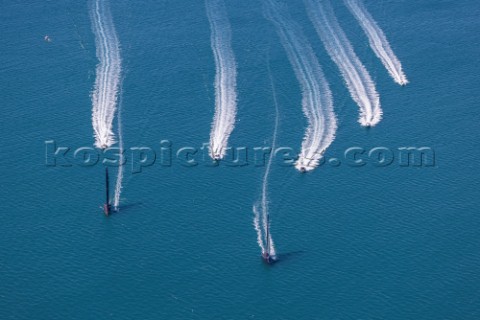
[{"x1": 1, "y1": 0, "x2": 479, "y2": 319}]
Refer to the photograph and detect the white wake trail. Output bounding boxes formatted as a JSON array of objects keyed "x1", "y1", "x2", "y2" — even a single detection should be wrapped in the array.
[
  {"x1": 90, "y1": 0, "x2": 122, "y2": 149},
  {"x1": 253, "y1": 204, "x2": 266, "y2": 253},
  {"x1": 264, "y1": 0, "x2": 337, "y2": 172},
  {"x1": 113, "y1": 86, "x2": 124, "y2": 210},
  {"x1": 205, "y1": 0, "x2": 237, "y2": 160},
  {"x1": 344, "y1": 0, "x2": 408, "y2": 86},
  {"x1": 305, "y1": 0, "x2": 382, "y2": 127},
  {"x1": 253, "y1": 61, "x2": 279, "y2": 258}
]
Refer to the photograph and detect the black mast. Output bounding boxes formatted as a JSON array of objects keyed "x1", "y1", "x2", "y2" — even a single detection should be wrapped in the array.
[
  {"x1": 104, "y1": 167, "x2": 111, "y2": 215},
  {"x1": 106, "y1": 167, "x2": 109, "y2": 204}
]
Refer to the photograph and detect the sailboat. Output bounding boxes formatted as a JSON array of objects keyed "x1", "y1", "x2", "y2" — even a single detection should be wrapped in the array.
[{"x1": 262, "y1": 214, "x2": 274, "y2": 264}]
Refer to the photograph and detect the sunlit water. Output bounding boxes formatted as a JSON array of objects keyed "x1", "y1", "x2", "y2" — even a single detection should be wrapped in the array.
[{"x1": 0, "y1": 1, "x2": 479, "y2": 319}]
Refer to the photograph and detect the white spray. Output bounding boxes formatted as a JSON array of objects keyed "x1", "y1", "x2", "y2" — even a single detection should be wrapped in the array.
[
  {"x1": 305, "y1": 0, "x2": 382, "y2": 127},
  {"x1": 205, "y1": 0, "x2": 237, "y2": 159},
  {"x1": 344, "y1": 0, "x2": 408, "y2": 86},
  {"x1": 90, "y1": 0, "x2": 122, "y2": 149},
  {"x1": 264, "y1": 0, "x2": 337, "y2": 172}
]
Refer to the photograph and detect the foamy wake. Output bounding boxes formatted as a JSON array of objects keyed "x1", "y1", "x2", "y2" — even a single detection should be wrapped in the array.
[
  {"x1": 90, "y1": 0, "x2": 122, "y2": 149},
  {"x1": 344, "y1": 0, "x2": 408, "y2": 86},
  {"x1": 264, "y1": 0, "x2": 337, "y2": 172},
  {"x1": 205, "y1": 0, "x2": 237, "y2": 159},
  {"x1": 305, "y1": 0, "x2": 382, "y2": 127}
]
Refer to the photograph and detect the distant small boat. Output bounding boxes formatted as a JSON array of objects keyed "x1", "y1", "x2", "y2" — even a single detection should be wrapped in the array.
[
  {"x1": 44, "y1": 35, "x2": 51, "y2": 42},
  {"x1": 103, "y1": 203, "x2": 110, "y2": 216},
  {"x1": 211, "y1": 149, "x2": 221, "y2": 160},
  {"x1": 262, "y1": 251, "x2": 273, "y2": 264}
]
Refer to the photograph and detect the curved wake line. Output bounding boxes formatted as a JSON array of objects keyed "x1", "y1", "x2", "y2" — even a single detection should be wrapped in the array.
[
  {"x1": 264, "y1": 0, "x2": 337, "y2": 172},
  {"x1": 253, "y1": 62, "x2": 280, "y2": 257},
  {"x1": 90, "y1": 0, "x2": 122, "y2": 149},
  {"x1": 305, "y1": 0, "x2": 382, "y2": 127},
  {"x1": 344, "y1": 0, "x2": 408, "y2": 86},
  {"x1": 113, "y1": 85, "x2": 124, "y2": 210},
  {"x1": 206, "y1": 0, "x2": 237, "y2": 159}
]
